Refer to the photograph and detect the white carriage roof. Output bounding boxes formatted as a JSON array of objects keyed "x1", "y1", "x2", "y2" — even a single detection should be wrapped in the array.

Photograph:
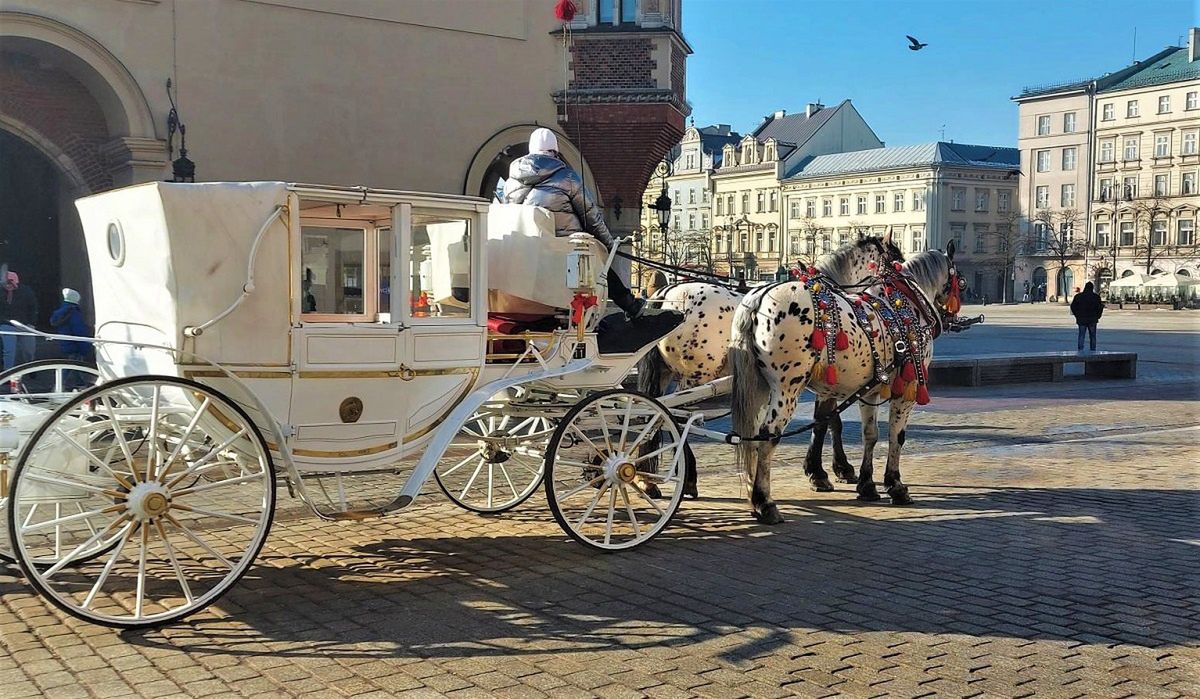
[{"x1": 288, "y1": 182, "x2": 489, "y2": 205}]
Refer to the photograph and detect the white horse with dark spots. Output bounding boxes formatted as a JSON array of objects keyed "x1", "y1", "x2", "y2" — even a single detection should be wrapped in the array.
[
  {"x1": 636, "y1": 236, "x2": 906, "y2": 496},
  {"x1": 728, "y1": 245, "x2": 959, "y2": 524}
]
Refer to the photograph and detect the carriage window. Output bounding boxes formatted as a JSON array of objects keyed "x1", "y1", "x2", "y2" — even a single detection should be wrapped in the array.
[
  {"x1": 301, "y1": 227, "x2": 367, "y2": 316},
  {"x1": 410, "y1": 212, "x2": 472, "y2": 319}
]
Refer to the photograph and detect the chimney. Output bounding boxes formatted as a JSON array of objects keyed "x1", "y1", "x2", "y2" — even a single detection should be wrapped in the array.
[
  {"x1": 1191, "y1": 27, "x2": 1199, "y2": 62},
  {"x1": 773, "y1": 109, "x2": 786, "y2": 120},
  {"x1": 805, "y1": 103, "x2": 824, "y2": 118}
]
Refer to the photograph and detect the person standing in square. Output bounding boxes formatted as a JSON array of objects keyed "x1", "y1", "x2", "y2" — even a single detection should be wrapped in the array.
[{"x1": 1070, "y1": 281, "x2": 1104, "y2": 352}]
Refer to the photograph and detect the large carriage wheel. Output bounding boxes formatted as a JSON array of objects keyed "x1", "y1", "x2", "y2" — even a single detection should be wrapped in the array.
[
  {"x1": 544, "y1": 389, "x2": 685, "y2": 551},
  {"x1": 0, "y1": 359, "x2": 101, "y2": 407},
  {"x1": 6, "y1": 376, "x2": 275, "y2": 628},
  {"x1": 434, "y1": 407, "x2": 554, "y2": 514}
]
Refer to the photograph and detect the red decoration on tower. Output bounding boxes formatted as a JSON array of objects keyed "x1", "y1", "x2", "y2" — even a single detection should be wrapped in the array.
[
  {"x1": 834, "y1": 329, "x2": 849, "y2": 350},
  {"x1": 554, "y1": 0, "x2": 577, "y2": 21},
  {"x1": 811, "y1": 328, "x2": 827, "y2": 350}
]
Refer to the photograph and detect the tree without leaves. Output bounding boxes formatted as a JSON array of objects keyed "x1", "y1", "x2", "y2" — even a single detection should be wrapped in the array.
[
  {"x1": 982, "y1": 210, "x2": 1029, "y2": 303},
  {"x1": 1030, "y1": 207, "x2": 1086, "y2": 300}
]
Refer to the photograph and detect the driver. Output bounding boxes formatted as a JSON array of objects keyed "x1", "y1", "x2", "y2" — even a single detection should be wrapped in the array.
[{"x1": 504, "y1": 128, "x2": 666, "y2": 321}]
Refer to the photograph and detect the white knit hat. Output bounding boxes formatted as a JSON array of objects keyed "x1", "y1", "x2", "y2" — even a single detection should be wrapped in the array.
[
  {"x1": 528, "y1": 128, "x2": 559, "y2": 155},
  {"x1": 62, "y1": 288, "x2": 81, "y2": 304}
]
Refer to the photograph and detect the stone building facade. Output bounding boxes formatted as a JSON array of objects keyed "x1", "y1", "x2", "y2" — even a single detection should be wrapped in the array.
[{"x1": 0, "y1": 0, "x2": 686, "y2": 322}]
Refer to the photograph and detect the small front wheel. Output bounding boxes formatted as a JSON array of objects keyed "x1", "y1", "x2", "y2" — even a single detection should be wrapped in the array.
[
  {"x1": 434, "y1": 406, "x2": 553, "y2": 514},
  {"x1": 544, "y1": 389, "x2": 685, "y2": 551}
]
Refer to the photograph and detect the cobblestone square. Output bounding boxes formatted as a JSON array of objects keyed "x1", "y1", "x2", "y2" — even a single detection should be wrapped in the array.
[{"x1": 2, "y1": 306, "x2": 1198, "y2": 698}]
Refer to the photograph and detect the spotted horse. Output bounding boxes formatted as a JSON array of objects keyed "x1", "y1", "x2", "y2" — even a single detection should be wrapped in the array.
[
  {"x1": 636, "y1": 235, "x2": 906, "y2": 496},
  {"x1": 728, "y1": 244, "x2": 961, "y2": 524}
]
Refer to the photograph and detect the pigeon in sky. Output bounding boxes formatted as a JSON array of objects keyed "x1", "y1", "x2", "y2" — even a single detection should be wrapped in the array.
[{"x1": 907, "y1": 35, "x2": 928, "y2": 51}]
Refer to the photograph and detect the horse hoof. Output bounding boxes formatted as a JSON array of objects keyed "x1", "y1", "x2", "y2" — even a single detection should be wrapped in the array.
[
  {"x1": 833, "y1": 464, "x2": 856, "y2": 483},
  {"x1": 683, "y1": 482, "x2": 699, "y2": 499},
  {"x1": 809, "y1": 476, "x2": 835, "y2": 492},
  {"x1": 642, "y1": 481, "x2": 663, "y2": 499},
  {"x1": 887, "y1": 485, "x2": 913, "y2": 506},
  {"x1": 754, "y1": 504, "x2": 785, "y2": 525},
  {"x1": 856, "y1": 485, "x2": 881, "y2": 501}
]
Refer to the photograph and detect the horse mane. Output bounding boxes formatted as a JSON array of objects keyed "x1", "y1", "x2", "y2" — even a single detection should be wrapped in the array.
[
  {"x1": 901, "y1": 249, "x2": 949, "y2": 296},
  {"x1": 814, "y1": 236, "x2": 904, "y2": 283}
]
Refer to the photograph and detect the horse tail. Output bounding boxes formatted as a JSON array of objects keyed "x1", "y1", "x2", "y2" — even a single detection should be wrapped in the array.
[
  {"x1": 729, "y1": 290, "x2": 770, "y2": 475},
  {"x1": 636, "y1": 345, "x2": 670, "y2": 398}
]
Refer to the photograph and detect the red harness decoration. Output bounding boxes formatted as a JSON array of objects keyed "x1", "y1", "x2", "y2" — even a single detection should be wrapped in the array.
[
  {"x1": 570, "y1": 292, "x2": 597, "y2": 324},
  {"x1": 946, "y1": 273, "x2": 962, "y2": 316},
  {"x1": 554, "y1": 0, "x2": 577, "y2": 21}
]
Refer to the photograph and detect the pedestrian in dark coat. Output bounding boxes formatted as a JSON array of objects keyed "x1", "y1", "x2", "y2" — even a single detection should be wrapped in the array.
[
  {"x1": 1070, "y1": 281, "x2": 1104, "y2": 351},
  {"x1": 0, "y1": 271, "x2": 38, "y2": 370}
]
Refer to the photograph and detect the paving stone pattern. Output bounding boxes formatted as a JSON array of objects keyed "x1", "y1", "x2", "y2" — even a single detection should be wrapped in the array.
[{"x1": 2, "y1": 383, "x2": 1199, "y2": 698}]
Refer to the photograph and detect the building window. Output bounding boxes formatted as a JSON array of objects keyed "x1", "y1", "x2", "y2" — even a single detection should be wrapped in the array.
[
  {"x1": 974, "y1": 225, "x2": 987, "y2": 253},
  {"x1": 1188, "y1": 91, "x2": 1199, "y2": 110},
  {"x1": 822, "y1": 199, "x2": 832, "y2": 217},
  {"x1": 1100, "y1": 139, "x2": 1115, "y2": 162},
  {"x1": 726, "y1": 195, "x2": 734, "y2": 214},
  {"x1": 951, "y1": 187, "x2": 966, "y2": 211},
  {"x1": 756, "y1": 192, "x2": 765, "y2": 213},
  {"x1": 894, "y1": 192, "x2": 904, "y2": 212},
  {"x1": 998, "y1": 190, "x2": 1010, "y2": 213},
  {"x1": 789, "y1": 200, "x2": 800, "y2": 219},
  {"x1": 1119, "y1": 221, "x2": 1135, "y2": 246},
  {"x1": 1183, "y1": 172, "x2": 1196, "y2": 195},
  {"x1": 975, "y1": 188, "x2": 990, "y2": 212},
  {"x1": 688, "y1": 213, "x2": 695, "y2": 229},
  {"x1": 768, "y1": 229, "x2": 776, "y2": 252},
  {"x1": 1151, "y1": 218, "x2": 1168, "y2": 246},
  {"x1": 1154, "y1": 174, "x2": 1168, "y2": 197},
  {"x1": 1061, "y1": 184, "x2": 1075, "y2": 207},
  {"x1": 1062, "y1": 147, "x2": 1077, "y2": 170},
  {"x1": 1036, "y1": 150, "x2": 1050, "y2": 172},
  {"x1": 1063, "y1": 112, "x2": 1077, "y2": 133},
  {"x1": 702, "y1": 189, "x2": 710, "y2": 203},
  {"x1": 769, "y1": 190, "x2": 778, "y2": 212},
  {"x1": 598, "y1": 0, "x2": 615, "y2": 22},
  {"x1": 839, "y1": 198, "x2": 849, "y2": 216},
  {"x1": 912, "y1": 191, "x2": 925, "y2": 211},
  {"x1": 1123, "y1": 137, "x2": 1139, "y2": 161},
  {"x1": 741, "y1": 193, "x2": 749, "y2": 213},
  {"x1": 1102, "y1": 103, "x2": 1115, "y2": 121},
  {"x1": 1184, "y1": 131, "x2": 1198, "y2": 155},
  {"x1": 716, "y1": 197, "x2": 724, "y2": 215},
  {"x1": 806, "y1": 199, "x2": 816, "y2": 217},
  {"x1": 688, "y1": 189, "x2": 696, "y2": 204},
  {"x1": 1122, "y1": 176, "x2": 1137, "y2": 199},
  {"x1": 1154, "y1": 133, "x2": 1170, "y2": 158},
  {"x1": 1179, "y1": 219, "x2": 1196, "y2": 246},
  {"x1": 875, "y1": 193, "x2": 886, "y2": 214},
  {"x1": 1059, "y1": 220, "x2": 1075, "y2": 244},
  {"x1": 1126, "y1": 100, "x2": 1139, "y2": 118},
  {"x1": 1158, "y1": 95, "x2": 1171, "y2": 114},
  {"x1": 1099, "y1": 178, "x2": 1113, "y2": 201},
  {"x1": 1037, "y1": 115, "x2": 1051, "y2": 135},
  {"x1": 911, "y1": 228, "x2": 925, "y2": 253},
  {"x1": 1035, "y1": 185, "x2": 1049, "y2": 209},
  {"x1": 1094, "y1": 222, "x2": 1110, "y2": 248},
  {"x1": 701, "y1": 214, "x2": 708, "y2": 229},
  {"x1": 838, "y1": 230, "x2": 849, "y2": 247},
  {"x1": 856, "y1": 195, "x2": 867, "y2": 215}
]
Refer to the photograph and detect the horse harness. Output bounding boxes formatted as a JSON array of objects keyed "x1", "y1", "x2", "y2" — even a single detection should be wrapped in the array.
[{"x1": 726, "y1": 259, "x2": 959, "y2": 446}]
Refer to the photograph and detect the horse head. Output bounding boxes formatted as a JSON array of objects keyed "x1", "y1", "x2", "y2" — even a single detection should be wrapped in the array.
[
  {"x1": 901, "y1": 243, "x2": 962, "y2": 326},
  {"x1": 813, "y1": 235, "x2": 906, "y2": 287}
]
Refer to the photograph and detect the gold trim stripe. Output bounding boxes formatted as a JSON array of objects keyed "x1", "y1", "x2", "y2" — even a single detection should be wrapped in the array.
[{"x1": 292, "y1": 442, "x2": 398, "y2": 458}]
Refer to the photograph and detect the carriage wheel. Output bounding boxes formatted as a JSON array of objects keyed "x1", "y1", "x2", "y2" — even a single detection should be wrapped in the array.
[
  {"x1": 434, "y1": 409, "x2": 554, "y2": 513},
  {"x1": 544, "y1": 389, "x2": 685, "y2": 551},
  {"x1": 6, "y1": 376, "x2": 275, "y2": 628},
  {"x1": 0, "y1": 360, "x2": 101, "y2": 407}
]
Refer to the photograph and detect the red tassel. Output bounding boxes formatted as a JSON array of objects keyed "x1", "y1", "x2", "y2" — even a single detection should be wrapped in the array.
[
  {"x1": 891, "y1": 375, "x2": 906, "y2": 397},
  {"x1": 554, "y1": 0, "x2": 577, "y2": 21},
  {"x1": 825, "y1": 364, "x2": 838, "y2": 385},
  {"x1": 811, "y1": 329, "x2": 826, "y2": 350},
  {"x1": 901, "y1": 360, "x2": 916, "y2": 382},
  {"x1": 916, "y1": 384, "x2": 930, "y2": 405},
  {"x1": 834, "y1": 329, "x2": 849, "y2": 350}
]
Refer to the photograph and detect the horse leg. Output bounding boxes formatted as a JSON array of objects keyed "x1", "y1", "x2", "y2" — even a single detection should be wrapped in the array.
[
  {"x1": 856, "y1": 400, "x2": 881, "y2": 501},
  {"x1": 828, "y1": 405, "x2": 857, "y2": 483},
  {"x1": 803, "y1": 398, "x2": 835, "y2": 492},
  {"x1": 884, "y1": 400, "x2": 915, "y2": 506},
  {"x1": 751, "y1": 440, "x2": 784, "y2": 524}
]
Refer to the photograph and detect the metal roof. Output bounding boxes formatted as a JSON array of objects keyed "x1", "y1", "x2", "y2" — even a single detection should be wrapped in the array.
[
  {"x1": 784, "y1": 142, "x2": 1019, "y2": 180},
  {"x1": 1098, "y1": 47, "x2": 1200, "y2": 93},
  {"x1": 751, "y1": 101, "x2": 846, "y2": 146}
]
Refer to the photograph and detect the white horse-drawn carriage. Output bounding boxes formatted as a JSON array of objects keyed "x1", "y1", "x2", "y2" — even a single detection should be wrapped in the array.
[{"x1": 0, "y1": 181, "x2": 723, "y2": 628}]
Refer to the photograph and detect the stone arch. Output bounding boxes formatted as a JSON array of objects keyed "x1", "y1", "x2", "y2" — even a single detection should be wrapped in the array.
[
  {"x1": 0, "y1": 113, "x2": 88, "y2": 194},
  {"x1": 462, "y1": 123, "x2": 600, "y2": 203}
]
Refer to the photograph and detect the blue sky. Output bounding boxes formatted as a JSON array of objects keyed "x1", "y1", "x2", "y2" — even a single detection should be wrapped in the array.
[{"x1": 683, "y1": 0, "x2": 1196, "y2": 148}]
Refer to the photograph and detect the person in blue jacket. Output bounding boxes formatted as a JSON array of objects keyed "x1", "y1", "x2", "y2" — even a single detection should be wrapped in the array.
[{"x1": 49, "y1": 288, "x2": 92, "y2": 388}]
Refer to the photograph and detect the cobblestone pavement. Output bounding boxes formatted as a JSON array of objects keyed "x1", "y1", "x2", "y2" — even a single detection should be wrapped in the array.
[{"x1": 2, "y1": 315, "x2": 1199, "y2": 698}]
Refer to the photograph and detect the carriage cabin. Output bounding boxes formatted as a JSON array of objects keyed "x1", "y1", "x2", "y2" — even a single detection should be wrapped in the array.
[{"x1": 73, "y1": 181, "x2": 608, "y2": 469}]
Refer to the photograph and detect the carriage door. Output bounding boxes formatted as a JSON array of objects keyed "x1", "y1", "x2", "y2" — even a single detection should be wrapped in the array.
[
  {"x1": 396, "y1": 203, "x2": 487, "y2": 444},
  {"x1": 289, "y1": 209, "x2": 407, "y2": 465}
]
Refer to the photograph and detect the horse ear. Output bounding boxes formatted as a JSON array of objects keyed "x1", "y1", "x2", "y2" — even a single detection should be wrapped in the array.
[
  {"x1": 945, "y1": 239, "x2": 956, "y2": 261},
  {"x1": 882, "y1": 228, "x2": 893, "y2": 248}
]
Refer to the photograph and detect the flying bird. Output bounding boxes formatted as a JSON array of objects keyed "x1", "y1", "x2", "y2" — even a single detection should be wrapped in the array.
[{"x1": 907, "y1": 35, "x2": 928, "y2": 51}]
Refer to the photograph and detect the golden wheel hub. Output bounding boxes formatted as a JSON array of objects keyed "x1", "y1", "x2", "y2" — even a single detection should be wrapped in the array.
[
  {"x1": 616, "y1": 462, "x2": 638, "y2": 484},
  {"x1": 143, "y1": 492, "x2": 169, "y2": 518}
]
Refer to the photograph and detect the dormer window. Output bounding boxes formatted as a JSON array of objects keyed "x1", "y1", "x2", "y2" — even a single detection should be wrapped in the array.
[{"x1": 764, "y1": 141, "x2": 777, "y2": 161}]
